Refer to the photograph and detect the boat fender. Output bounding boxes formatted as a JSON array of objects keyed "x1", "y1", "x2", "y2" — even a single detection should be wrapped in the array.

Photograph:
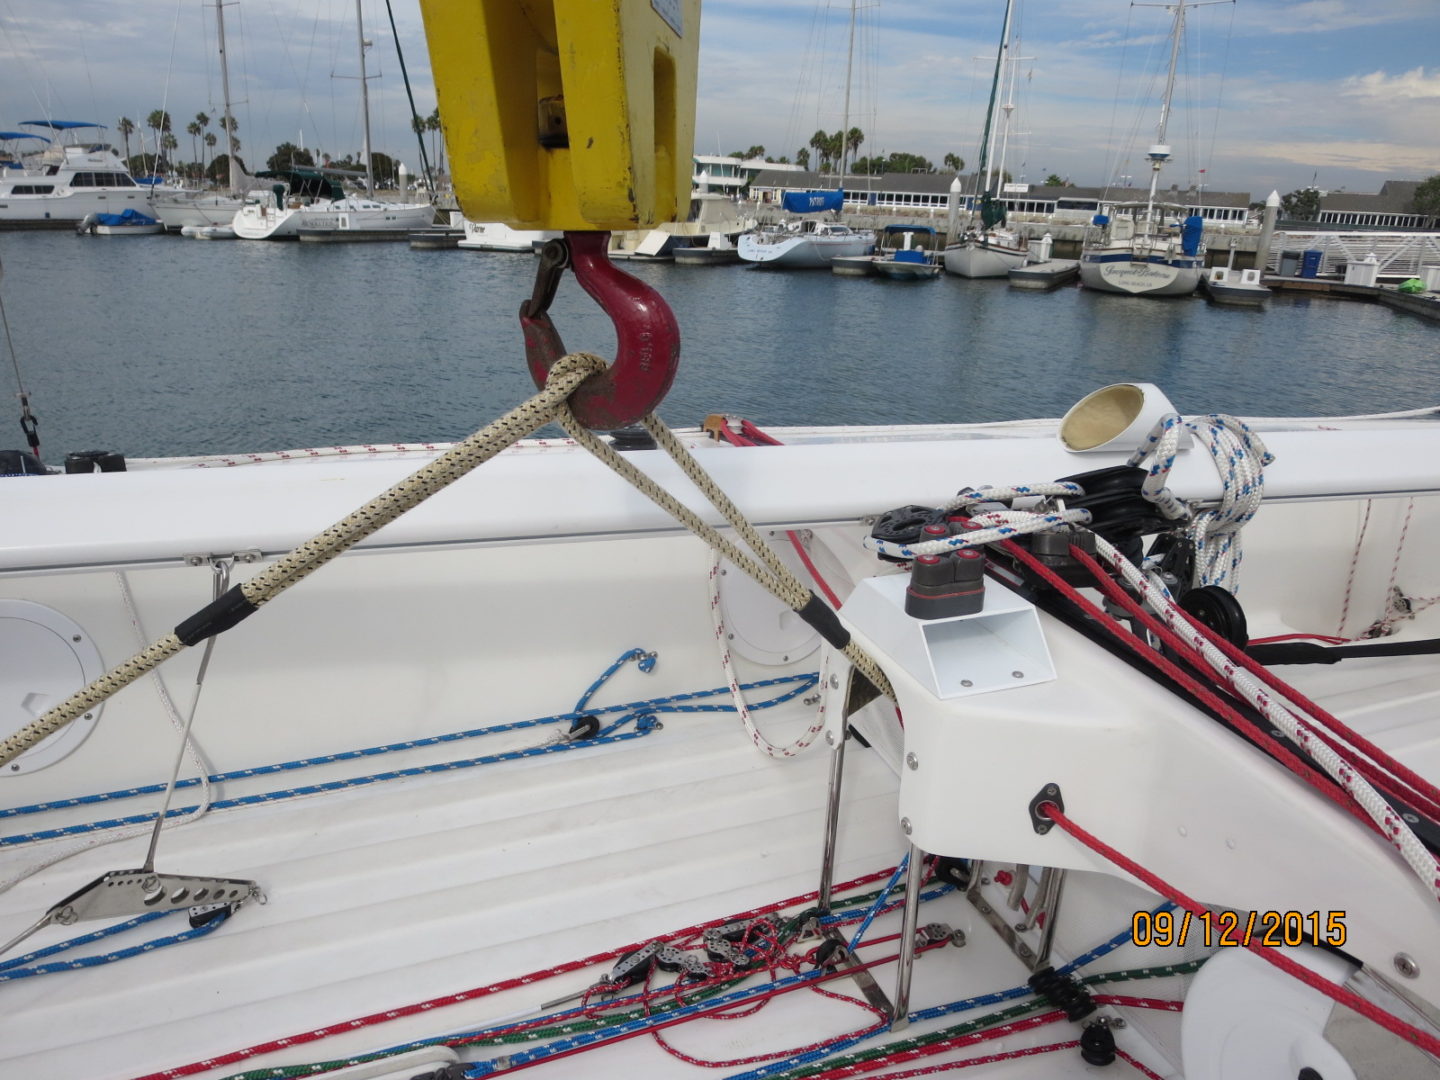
[
  {"x1": 0, "y1": 449, "x2": 46, "y2": 476},
  {"x1": 1080, "y1": 1020, "x2": 1117, "y2": 1065},
  {"x1": 1178, "y1": 585, "x2": 1248, "y2": 648},
  {"x1": 1027, "y1": 965, "x2": 1097, "y2": 1022}
]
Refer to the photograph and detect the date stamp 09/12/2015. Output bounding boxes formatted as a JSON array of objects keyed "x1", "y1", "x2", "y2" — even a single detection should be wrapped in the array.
[{"x1": 1131, "y1": 909, "x2": 1347, "y2": 949}]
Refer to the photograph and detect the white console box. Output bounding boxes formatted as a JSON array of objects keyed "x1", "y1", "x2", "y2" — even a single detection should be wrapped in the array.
[{"x1": 839, "y1": 572, "x2": 1056, "y2": 699}]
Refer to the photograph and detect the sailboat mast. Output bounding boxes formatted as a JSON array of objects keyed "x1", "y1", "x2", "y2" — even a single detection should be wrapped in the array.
[
  {"x1": 356, "y1": 0, "x2": 375, "y2": 197},
  {"x1": 838, "y1": 0, "x2": 856, "y2": 188},
  {"x1": 1146, "y1": 0, "x2": 1186, "y2": 211},
  {"x1": 977, "y1": 0, "x2": 1014, "y2": 195},
  {"x1": 215, "y1": 0, "x2": 241, "y2": 194}
]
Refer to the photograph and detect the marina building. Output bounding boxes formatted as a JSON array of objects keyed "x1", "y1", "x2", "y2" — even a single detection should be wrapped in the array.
[
  {"x1": 1316, "y1": 180, "x2": 1432, "y2": 229},
  {"x1": 691, "y1": 155, "x2": 804, "y2": 197},
  {"x1": 746, "y1": 169, "x2": 1252, "y2": 224}
]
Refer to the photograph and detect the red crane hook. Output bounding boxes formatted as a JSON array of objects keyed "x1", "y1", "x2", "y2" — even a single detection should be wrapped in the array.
[{"x1": 520, "y1": 231, "x2": 681, "y2": 431}]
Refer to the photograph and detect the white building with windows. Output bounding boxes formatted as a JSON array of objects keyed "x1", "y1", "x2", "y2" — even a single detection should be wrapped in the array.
[
  {"x1": 1316, "y1": 180, "x2": 1432, "y2": 229},
  {"x1": 692, "y1": 155, "x2": 804, "y2": 197},
  {"x1": 746, "y1": 170, "x2": 1252, "y2": 224}
]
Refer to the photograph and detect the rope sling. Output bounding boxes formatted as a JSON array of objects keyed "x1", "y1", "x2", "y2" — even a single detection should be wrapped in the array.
[{"x1": 0, "y1": 354, "x2": 892, "y2": 769}]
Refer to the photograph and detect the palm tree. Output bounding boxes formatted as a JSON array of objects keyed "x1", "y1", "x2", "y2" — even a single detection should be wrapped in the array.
[
  {"x1": 795, "y1": 147, "x2": 810, "y2": 170},
  {"x1": 808, "y1": 130, "x2": 830, "y2": 173},
  {"x1": 943, "y1": 153, "x2": 965, "y2": 173},
  {"x1": 145, "y1": 110, "x2": 171, "y2": 173},
  {"x1": 186, "y1": 121, "x2": 202, "y2": 178},
  {"x1": 117, "y1": 117, "x2": 136, "y2": 165},
  {"x1": 425, "y1": 108, "x2": 443, "y2": 176},
  {"x1": 844, "y1": 127, "x2": 864, "y2": 161},
  {"x1": 161, "y1": 131, "x2": 179, "y2": 173},
  {"x1": 195, "y1": 112, "x2": 211, "y2": 175}
]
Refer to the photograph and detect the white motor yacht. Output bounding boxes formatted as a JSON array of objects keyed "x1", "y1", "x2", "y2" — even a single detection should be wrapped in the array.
[{"x1": 0, "y1": 121, "x2": 154, "y2": 228}]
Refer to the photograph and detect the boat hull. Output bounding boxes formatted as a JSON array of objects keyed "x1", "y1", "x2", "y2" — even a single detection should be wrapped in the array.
[
  {"x1": 873, "y1": 259, "x2": 940, "y2": 280},
  {"x1": 149, "y1": 195, "x2": 246, "y2": 231},
  {"x1": 738, "y1": 232, "x2": 873, "y2": 268},
  {"x1": 231, "y1": 204, "x2": 307, "y2": 240},
  {"x1": 458, "y1": 222, "x2": 559, "y2": 252},
  {"x1": 942, "y1": 239, "x2": 1027, "y2": 278},
  {"x1": 1078, "y1": 254, "x2": 1202, "y2": 296}
]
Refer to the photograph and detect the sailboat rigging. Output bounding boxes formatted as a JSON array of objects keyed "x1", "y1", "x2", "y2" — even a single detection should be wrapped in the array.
[
  {"x1": 1078, "y1": 0, "x2": 1227, "y2": 297},
  {"x1": 943, "y1": 0, "x2": 1032, "y2": 279},
  {"x1": 738, "y1": 0, "x2": 874, "y2": 268}
]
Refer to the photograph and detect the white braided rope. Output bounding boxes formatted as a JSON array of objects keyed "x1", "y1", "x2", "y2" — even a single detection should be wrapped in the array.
[
  {"x1": 1094, "y1": 533, "x2": 1440, "y2": 903},
  {"x1": 1128, "y1": 413, "x2": 1274, "y2": 593},
  {"x1": 864, "y1": 507, "x2": 1093, "y2": 561},
  {"x1": 707, "y1": 552, "x2": 828, "y2": 758}
]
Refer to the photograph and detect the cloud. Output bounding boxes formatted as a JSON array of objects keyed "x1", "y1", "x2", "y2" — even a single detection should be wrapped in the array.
[{"x1": 1341, "y1": 66, "x2": 1440, "y2": 101}]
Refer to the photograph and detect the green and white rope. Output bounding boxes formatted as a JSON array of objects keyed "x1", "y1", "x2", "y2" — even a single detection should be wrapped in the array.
[{"x1": 0, "y1": 354, "x2": 606, "y2": 769}]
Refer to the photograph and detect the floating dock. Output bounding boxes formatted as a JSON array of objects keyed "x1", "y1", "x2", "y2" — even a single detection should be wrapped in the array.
[
  {"x1": 296, "y1": 228, "x2": 413, "y2": 243},
  {"x1": 408, "y1": 229, "x2": 466, "y2": 250},
  {"x1": 1008, "y1": 259, "x2": 1079, "y2": 290},
  {"x1": 1265, "y1": 277, "x2": 1440, "y2": 322}
]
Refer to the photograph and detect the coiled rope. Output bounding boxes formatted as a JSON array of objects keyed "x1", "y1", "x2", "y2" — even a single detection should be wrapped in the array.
[
  {"x1": 0, "y1": 354, "x2": 607, "y2": 769},
  {"x1": 1127, "y1": 412, "x2": 1274, "y2": 592}
]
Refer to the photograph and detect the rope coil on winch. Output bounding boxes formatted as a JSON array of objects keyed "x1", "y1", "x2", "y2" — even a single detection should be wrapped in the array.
[{"x1": 1127, "y1": 412, "x2": 1274, "y2": 593}]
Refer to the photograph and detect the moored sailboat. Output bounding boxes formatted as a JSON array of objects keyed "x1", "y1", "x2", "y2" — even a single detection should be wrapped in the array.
[
  {"x1": 942, "y1": 0, "x2": 1030, "y2": 279},
  {"x1": 1078, "y1": 0, "x2": 1215, "y2": 297},
  {"x1": 3, "y1": 3, "x2": 1440, "y2": 1078}
]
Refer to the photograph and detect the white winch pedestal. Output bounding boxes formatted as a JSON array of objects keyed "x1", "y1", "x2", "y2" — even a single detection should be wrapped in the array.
[{"x1": 815, "y1": 568, "x2": 1440, "y2": 1014}]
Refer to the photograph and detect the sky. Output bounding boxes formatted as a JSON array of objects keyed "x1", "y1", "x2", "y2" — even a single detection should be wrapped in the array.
[{"x1": 0, "y1": 0, "x2": 1435, "y2": 202}]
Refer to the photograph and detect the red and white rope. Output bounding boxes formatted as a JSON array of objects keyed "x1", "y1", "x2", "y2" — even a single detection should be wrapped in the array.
[
  {"x1": 707, "y1": 552, "x2": 828, "y2": 758},
  {"x1": 1089, "y1": 532, "x2": 1440, "y2": 902}
]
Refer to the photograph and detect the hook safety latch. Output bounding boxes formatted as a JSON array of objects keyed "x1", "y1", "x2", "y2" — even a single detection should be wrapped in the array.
[{"x1": 520, "y1": 231, "x2": 681, "y2": 431}]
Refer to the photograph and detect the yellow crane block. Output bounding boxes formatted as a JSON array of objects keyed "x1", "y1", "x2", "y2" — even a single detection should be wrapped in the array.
[{"x1": 419, "y1": 0, "x2": 700, "y2": 231}]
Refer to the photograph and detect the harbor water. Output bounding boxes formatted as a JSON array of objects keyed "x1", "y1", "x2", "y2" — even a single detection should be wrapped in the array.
[{"x1": 1, "y1": 231, "x2": 1436, "y2": 459}]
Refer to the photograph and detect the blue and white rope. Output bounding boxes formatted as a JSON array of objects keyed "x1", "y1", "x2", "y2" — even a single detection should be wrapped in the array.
[
  {"x1": 0, "y1": 906, "x2": 231, "y2": 982},
  {"x1": 1129, "y1": 413, "x2": 1274, "y2": 593},
  {"x1": 2, "y1": 656, "x2": 818, "y2": 847},
  {"x1": 846, "y1": 855, "x2": 908, "y2": 952}
]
